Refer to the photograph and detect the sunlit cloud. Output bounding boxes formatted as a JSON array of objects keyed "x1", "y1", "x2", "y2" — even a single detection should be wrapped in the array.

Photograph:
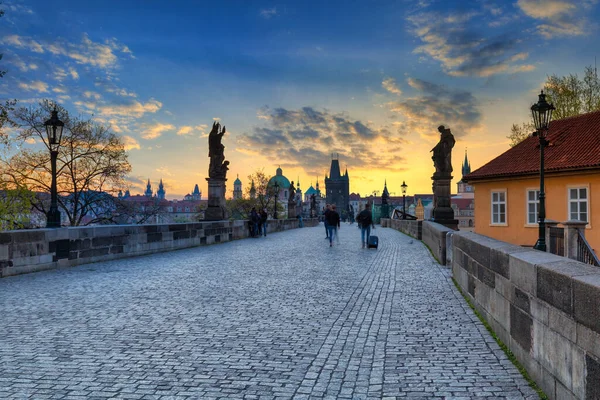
[
  {"x1": 122, "y1": 135, "x2": 141, "y2": 151},
  {"x1": 18, "y1": 80, "x2": 48, "y2": 93},
  {"x1": 382, "y1": 77, "x2": 402, "y2": 96},
  {"x1": 140, "y1": 122, "x2": 175, "y2": 140},
  {"x1": 2, "y1": 34, "x2": 44, "y2": 53},
  {"x1": 97, "y1": 99, "x2": 162, "y2": 118},
  {"x1": 517, "y1": 0, "x2": 596, "y2": 38},
  {"x1": 238, "y1": 107, "x2": 407, "y2": 175},
  {"x1": 176, "y1": 124, "x2": 208, "y2": 136}
]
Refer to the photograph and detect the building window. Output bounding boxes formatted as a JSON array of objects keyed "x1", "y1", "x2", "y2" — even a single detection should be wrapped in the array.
[
  {"x1": 491, "y1": 191, "x2": 506, "y2": 225},
  {"x1": 569, "y1": 187, "x2": 588, "y2": 223},
  {"x1": 527, "y1": 189, "x2": 539, "y2": 225}
]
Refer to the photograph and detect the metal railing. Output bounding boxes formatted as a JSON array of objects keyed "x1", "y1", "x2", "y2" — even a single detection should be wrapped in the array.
[
  {"x1": 577, "y1": 230, "x2": 600, "y2": 267},
  {"x1": 548, "y1": 226, "x2": 564, "y2": 256}
]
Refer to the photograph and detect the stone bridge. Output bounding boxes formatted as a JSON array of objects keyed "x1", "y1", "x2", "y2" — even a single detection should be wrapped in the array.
[{"x1": 0, "y1": 224, "x2": 544, "y2": 399}]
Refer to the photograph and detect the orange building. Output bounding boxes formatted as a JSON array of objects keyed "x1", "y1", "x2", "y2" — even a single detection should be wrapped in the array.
[{"x1": 465, "y1": 110, "x2": 600, "y2": 254}]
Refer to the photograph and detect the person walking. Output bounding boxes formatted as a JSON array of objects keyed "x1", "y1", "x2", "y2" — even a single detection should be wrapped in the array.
[
  {"x1": 356, "y1": 204, "x2": 375, "y2": 248},
  {"x1": 326, "y1": 204, "x2": 341, "y2": 247},
  {"x1": 260, "y1": 209, "x2": 268, "y2": 237},
  {"x1": 250, "y1": 207, "x2": 260, "y2": 238},
  {"x1": 323, "y1": 204, "x2": 331, "y2": 239}
]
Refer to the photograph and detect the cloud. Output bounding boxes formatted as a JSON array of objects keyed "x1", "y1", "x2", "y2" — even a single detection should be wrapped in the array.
[
  {"x1": 18, "y1": 80, "x2": 48, "y2": 93},
  {"x1": 517, "y1": 0, "x2": 597, "y2": 38},
  {"x1": 69, "y1": 67, "x2": 79, "y2": 80},
  {"x1": 97, "y1": 99, "x2": 162, "y2": 118},
  {"x1": 176, "y1": 124, "x2": 208, "y2": 136},
  {"x1": 382, "y1": 78, "x2": 402, "y2": 96},
  {"x1": 140, "y1": 122, "x2": 175, "y2": 140},
  {"x1": 387, "y1": 77, "x2": 481, "y2": 139},
  {"x1": 83, "y1": 91, "x2": 101, "y2": 100},
  {"x1": 259, "y1": 7, "x2": 278, "y2": 18},
  {"x1": 238, "y1": 107, "x2": 407, "y2": 175},
  {"x1": 2, "y1": 35, "x2": 44, "y2": 53},
  {"x1": 407, "y1": 11, "x2": 535, "y2": 77},
  {"x1": 122, "y1": 135, "x2": 141, "y2": 151}
]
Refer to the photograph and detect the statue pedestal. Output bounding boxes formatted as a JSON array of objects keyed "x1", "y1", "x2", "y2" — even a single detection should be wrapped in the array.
[
  {"x1": 288, "y1": 201, "x2": 297, "y2": 219},
  {"x1": 204, "y1": 178, "x2": 229, "y2": 221},
  {"x1": 431, "y1": 174, "x2": 458, "y2": 230}
]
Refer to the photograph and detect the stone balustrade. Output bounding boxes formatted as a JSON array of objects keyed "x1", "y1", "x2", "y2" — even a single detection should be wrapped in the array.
[{"x1": 0, "y1": 218, "x2": 318, "y2": 278}]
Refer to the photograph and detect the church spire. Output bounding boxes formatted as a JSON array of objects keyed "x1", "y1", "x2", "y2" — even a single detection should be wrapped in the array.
[
  {"x1": 144, "y1": 179, "x2": 153, "y2": 197},
  {"x1": 462, "y1": 149, "x2": 471, "y2": 178}
]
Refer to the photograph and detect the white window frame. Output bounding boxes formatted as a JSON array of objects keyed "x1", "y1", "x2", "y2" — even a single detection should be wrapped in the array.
[
  {"x1": 525, "y1": 188, "x2": 540, "y2": 226},
  {"x1": 490, "y1": 190, "x2": 507, "y2": 226},
  {"x1": 567, "y1": 185, "x2": 590, "y2": 227}
]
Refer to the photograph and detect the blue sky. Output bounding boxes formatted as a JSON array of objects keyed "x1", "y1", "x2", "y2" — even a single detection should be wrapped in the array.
[{"x1": 2, "y1": 0, "x2": 599, "y2": 198}]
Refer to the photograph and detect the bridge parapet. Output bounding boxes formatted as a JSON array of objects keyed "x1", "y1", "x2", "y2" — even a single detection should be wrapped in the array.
[
  {"x1": 0, "y1": 218, "x2": 318, "y2": 278},
  {"x1": 452, "y1": 231, "x2": 600, "y2": 400}
]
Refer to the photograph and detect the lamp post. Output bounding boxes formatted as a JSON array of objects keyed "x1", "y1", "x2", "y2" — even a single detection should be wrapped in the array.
[
  {"x1": 44, "y1": 107, "x2": 64, "y2": 228},
  {"x1": 272, "y1": 182, "x2": 280, "y2": 219},
  {"x1": 401, "y1": 181, "x2": 407, "y2": 219},
  {"x1": 531, "y1": 90, "x2": 555, "y2": 252}
]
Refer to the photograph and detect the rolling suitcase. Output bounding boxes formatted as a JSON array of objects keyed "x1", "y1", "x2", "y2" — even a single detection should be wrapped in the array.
[{"x1": 367, "y1": 235, "x2": 379, "y2": 249}]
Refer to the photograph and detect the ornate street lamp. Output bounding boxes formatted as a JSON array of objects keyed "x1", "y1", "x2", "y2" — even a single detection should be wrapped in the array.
[
  {"x1": 531, "y1": 90, "x2": 555, "y2": 251},
  {"x1": 44, "y1": 107, "x2": 64, "y2": 228},
  {"x1": 272, "y1": 181, "x2": 280, "y2": 219},
  {"x1": 401, "y1": 181, "x2": 407, "y2": 219}
]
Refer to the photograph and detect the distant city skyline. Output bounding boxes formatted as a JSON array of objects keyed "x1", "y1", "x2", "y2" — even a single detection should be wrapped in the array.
[{"x1": 2, "y1": 0, "x2": 599, "y2": 199}]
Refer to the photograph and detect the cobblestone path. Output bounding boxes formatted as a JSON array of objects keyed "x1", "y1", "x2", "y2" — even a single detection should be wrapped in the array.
[{"x1": 0, "y1": 225, "x2": 538, "y2": 399}]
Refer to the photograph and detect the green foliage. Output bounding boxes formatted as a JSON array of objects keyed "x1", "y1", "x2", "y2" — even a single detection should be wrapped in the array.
[
  {"x1": 508, "y1": 122, "x2": 534, "y2": 147},
  {"x1": 0, "y1": 183, "x2": 36, "y2": 230},
  {"x1": 509, "y1": 65, "x2": 600, "y2": 147}
]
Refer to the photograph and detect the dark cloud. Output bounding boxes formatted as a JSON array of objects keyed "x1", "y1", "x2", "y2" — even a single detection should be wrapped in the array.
[
  {"x1": 237, "y1": 107, "x2": 407, "y2": 174},
  {"x1": 388, "y1": 78, "x2": 481, "y2": 138},
  {"x1": 407, "y1": 10, "x2": 535, "y2": 77}
]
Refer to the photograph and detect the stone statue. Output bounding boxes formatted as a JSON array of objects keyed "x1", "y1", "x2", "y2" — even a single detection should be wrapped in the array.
[
  {"x1": 288, "y1": 181, "x2": 296, "y2": 202},
  {"x1": 208, "y1": 121, "x2": 229, "y2": 179},
  {"x1": 431, "y1": 125, "x2": 455, "y2": 175}
]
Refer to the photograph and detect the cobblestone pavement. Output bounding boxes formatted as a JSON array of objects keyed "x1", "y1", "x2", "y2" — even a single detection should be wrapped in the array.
[{"x1": 0, "y1": 225, "x2": 538, "y2": 400}]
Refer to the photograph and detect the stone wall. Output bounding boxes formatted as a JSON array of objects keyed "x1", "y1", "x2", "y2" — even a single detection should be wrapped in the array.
[
  {"x1": 0, "y1": 218, "x2": 318, "y2": 278},
  {"x1": 380, "y1": 218, "x2": 422, "y2": 240},
  {"x1": 422, "y1": 221, "x2": 454, "y2": 265},
  {"x1": 452, "y1": 231, "x2": 600, "y2": 400}
]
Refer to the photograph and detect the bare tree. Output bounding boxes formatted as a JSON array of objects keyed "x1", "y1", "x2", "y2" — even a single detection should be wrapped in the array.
[{"x1": 0, "y1": 100, "x2": 132, "y2": 226}]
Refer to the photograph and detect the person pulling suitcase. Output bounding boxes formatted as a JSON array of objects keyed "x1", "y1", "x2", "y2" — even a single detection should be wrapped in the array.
[{"x1": 356, "y1": 204, "x2": 376, "y2": 249}]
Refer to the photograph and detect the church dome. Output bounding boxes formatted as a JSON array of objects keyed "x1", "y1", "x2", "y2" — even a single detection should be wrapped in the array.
[
  {"x1": 234, "y1": 176, "x2": 242, "y2": 185},
  {"x1": 268, "y1": 167, "x2": 291, "y2": 189}
]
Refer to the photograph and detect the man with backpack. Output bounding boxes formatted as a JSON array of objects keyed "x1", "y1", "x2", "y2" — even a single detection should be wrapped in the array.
[{"x1": 356, "y1": 204, "x2": 375, "y2": 248}]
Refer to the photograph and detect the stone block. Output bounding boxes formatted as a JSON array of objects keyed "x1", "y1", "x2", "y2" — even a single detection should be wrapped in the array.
[
  {"x1": 576, "y1": 323, "x2": 600, "y2": 360},
  {"x1": 538, "y1": 260, "x2": 597, "y2": 317},
  {"x1": 44, "y1": 227, "x2": 69, "y2": 242},
  {"x1": 572, "y1": 274, "x2": 600, "y2": 335},
  {"x1": 489, "y1": 290, "x2": 510, "y2": 330},
  {"x1": 530, "y1": 298, "x2": 549, "y2": 325},
  {"x1": 495, "y1": 274, "x2": 512, "y2": 300},
  {"x1": 533, "y1": 320, "x2": 579, "y2": 393},
  {"x1": 0, "y1": 232, "x2": 12, "y2": 244},
  {"x1": 470, "y1": 239, "x2": 490, "y2": 270},
  {"x1": 556, "y1": 381, "x2": 577, "y2": 400},
  {"x1": 173, "y1": 230, "x2": 191, "y2": 241},
  {"x1": 475, "y1": 280, "x2": 492, "y2": 312},
  {"x1": 513, "y1": 287, "x2": 531, "y2": 314},
  {"x1": 586, "y1": 354, "x2": 600, "y2": 400},
  {"x1": 92, "y1": 236, "x2": 113, "y2": 247},
  {"x1": 0, "y1": 244, "x2": 9, "y2": 260},
  {"x1": 11, "y1": 230, "x2": 45, "y2": 243},
  {"x1": 476, "y1": 263, "x2": 496, "y2": 288},
  {"x1": 468, "y1": 274, "x2": 475, "y2": 297},
  {"x1": 509, "y1": 251, "x2": 540, "y2": 296},
  {"x1": 453, "y1": 263, "x2": 468, "y2": 292},
  {"x1": 147, "y1": 232, "x2": 163, "y2": 243},
  {"x1": 548, "y1": 307, "x2": 576, "y2": 342},
  {"x1": 511, "y1": 304, "x2": 532, "y2": 352}
]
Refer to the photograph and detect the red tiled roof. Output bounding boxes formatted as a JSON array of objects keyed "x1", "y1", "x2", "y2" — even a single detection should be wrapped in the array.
[
  {"x1": 451, "y1": 198, "x2": 474, "y2": 209},
  {"x1": 465, "y1": 110, "x2": 600, "y2": 181}
]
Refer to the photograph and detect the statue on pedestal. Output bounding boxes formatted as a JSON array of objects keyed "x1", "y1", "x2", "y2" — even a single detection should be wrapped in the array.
[
  {"x1": 431, "y1": 125, "x2": 455, "y2": 175},
  {"x1": 288, "y1": 181, "x2": 296, "y2": 203},
  {"x1": 208, "y1": 122, "x2": 229, "y2": 180}
]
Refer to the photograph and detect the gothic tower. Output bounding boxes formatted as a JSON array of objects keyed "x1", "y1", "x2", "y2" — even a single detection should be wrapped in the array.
[
  {"x1": 192, "y1": 184, "x2": 201, "y2": 201},
  {"x1": 324, "y1": 154, "x2": 350, "y2": 215}
]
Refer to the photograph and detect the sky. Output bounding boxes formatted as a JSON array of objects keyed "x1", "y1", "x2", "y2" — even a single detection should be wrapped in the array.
[{"x1": 1, "y1": 0, "x2": 599, "y2": 199}]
